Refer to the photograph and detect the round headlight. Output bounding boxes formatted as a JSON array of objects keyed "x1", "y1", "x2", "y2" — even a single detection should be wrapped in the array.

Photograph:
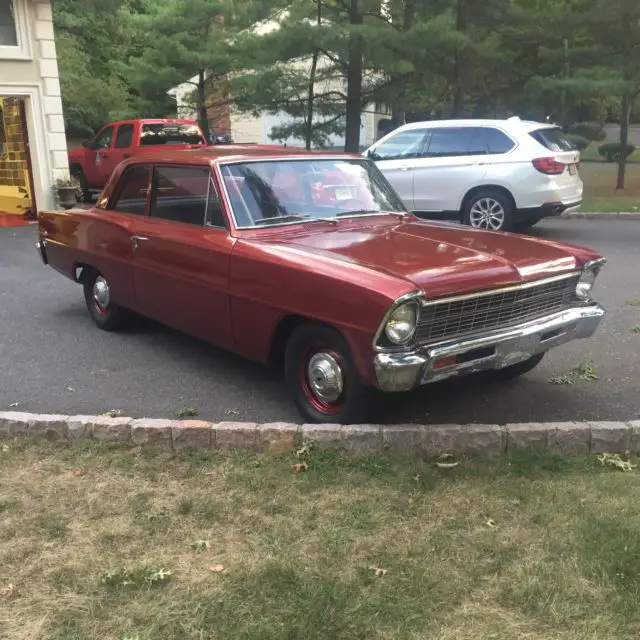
[
  {"x1": 576, "y1": 268, "x2": 598, "y2": 300},
  {"x1": 385, "y1": 303, "x2": 417, "y2": 344}
]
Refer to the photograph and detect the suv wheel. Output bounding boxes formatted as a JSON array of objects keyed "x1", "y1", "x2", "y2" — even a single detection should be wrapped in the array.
[{"x1": 463, "y1": 190, "x2": 514, "y2": 232}]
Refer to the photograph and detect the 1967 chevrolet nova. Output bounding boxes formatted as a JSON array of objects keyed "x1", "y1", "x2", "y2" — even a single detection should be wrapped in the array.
[{"x1": 37, "y1": 147, "x2": 606, "y2": 423}]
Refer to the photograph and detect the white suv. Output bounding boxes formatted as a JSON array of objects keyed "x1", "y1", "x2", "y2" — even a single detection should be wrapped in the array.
[{"x1": 365, "y1": 117, "x2": 583, "y2": 231}]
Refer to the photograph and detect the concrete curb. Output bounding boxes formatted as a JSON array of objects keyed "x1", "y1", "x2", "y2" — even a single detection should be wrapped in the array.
[
  {"x1": 563, "y1": 212, "x2": 640, "y2": 220},
  {"x1": 2, "y1": 412, "x2": 639, "y2": 458}
]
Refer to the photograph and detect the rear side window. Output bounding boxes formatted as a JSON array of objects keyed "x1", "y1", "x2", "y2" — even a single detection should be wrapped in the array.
[
  {"x1": 110, "y1": 164, "x2": 150, "y2": 215},
  {"x1": 530, "y1": 127, "x2": 575, "y2": 152},
  {"x1": 485, "y1": 128, "x2": 515, "y2": 154},
  {"x1": 370, "y1": 129, "x2": 429, "y2": 160},
  {"x1": 140, "y1": 123, "x2": 205, "y2": 146},
  {"x1": 150, "y1": 165, "x2": 211, "y2": 226},
  {"x1": 115, "y1": 124, "x2": 134, "y2": 149},
  {"x1": 424, "y1": 128, "x2": 476, "y2": 157}
]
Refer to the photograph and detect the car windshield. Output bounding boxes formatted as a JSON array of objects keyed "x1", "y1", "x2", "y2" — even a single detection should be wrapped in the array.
[
  {"x1": 220, "y1": 158, "x2": 407, "y2": 228},
  {"x1": 140, "y1": 123, "x2": 205, "y2": 146}
]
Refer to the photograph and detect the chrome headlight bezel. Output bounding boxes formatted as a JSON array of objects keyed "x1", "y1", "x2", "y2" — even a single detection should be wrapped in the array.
[
  {"x1": 575, "y1": 257, "x2": 606, "y2": 301},
  {"x1": 374, "y1": 292, "x2": 422, "y2": 350},
  {"x1": 385, "y1": 302, "x2": 418, "y2": 345}
]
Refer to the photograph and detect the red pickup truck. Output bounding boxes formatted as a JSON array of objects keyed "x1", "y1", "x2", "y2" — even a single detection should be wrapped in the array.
[{"x1": 69, "y1": 119, "x2": 207, "y2": 201}]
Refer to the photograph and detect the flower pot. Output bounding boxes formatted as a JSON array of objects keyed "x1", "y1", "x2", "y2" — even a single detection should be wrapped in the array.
[{"x1": 57, "y1": 186, "x2": 79, "y2": 210}]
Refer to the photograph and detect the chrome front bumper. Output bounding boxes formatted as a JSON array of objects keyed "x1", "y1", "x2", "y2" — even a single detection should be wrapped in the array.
[{"x1": 374, "y1": 304, "x2": 605, "y2": 392}]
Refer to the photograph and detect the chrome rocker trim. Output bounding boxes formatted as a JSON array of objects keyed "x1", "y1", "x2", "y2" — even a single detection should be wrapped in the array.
[{"x1": 374, "y1": 304, "x2": 605, "y2": 392}]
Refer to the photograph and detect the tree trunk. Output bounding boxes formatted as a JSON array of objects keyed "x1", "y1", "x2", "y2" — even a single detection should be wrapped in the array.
[
  {"x1": 452, "y1": 0, "x2": 467, "y2": 118},
  {"x1": 344, "y1": 0, "x2": 363, "y2": 153},
  {"x1": 304, "y1": 0, "x2": 322, "y2": 151},
  {"x1": 197, "y1": 69, "x2": 210, "y2": 144},
  {"x1": 391, "y1": 0, "x2": 415, "y2": 126},
  {"x1": 616, "y1": 93, "x2": 631, "y2": 190}
]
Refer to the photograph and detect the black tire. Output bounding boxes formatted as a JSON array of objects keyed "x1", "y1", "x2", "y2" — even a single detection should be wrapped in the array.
[
  {"x1": 493, "y1": 353, "x2": 545, "y2": 380},
  {"x1": 463, "y1": 189, "x2": 514, "y2": 232},
  {"x1": 71, "y1": 167, "x2": 92, "y2": 204},
  {"x1": 82, "y1": 270, "x2": 128, "y2": 331},
  {"x1": 284, "y1": 322, "x2": 367, "y2": 424}
]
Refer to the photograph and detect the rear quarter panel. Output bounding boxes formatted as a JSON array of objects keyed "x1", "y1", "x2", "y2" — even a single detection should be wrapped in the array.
[
  {"x1": 39, "y1": 208, "x2": 137, "y2": 309},
  {"x1": 229, "y1": 238, "x2": 415, "y2": 383}
]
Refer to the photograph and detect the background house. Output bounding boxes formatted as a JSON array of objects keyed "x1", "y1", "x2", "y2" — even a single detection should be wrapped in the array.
[{"x1": 0, "y1": 0, "x2": 68, "y2": 221}]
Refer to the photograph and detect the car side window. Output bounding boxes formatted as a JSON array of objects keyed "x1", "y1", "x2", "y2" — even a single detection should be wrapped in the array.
[
  {"x1": 370, "y1": 129, "x2": 429, "y2": 160},
  {"x1": 149, "y1": 165, "x2": 210, "y2": 226},
  {"x1": 114, "y1": 124, "x2": 134, "y2": 149},
  {"x1": 467, "y1": 127, "x2": 490, "y2": 155},
  {"x1": 109, "y1": 164, "x2": 150, "y2": 215},
  {"x1": 485, "y1": 128, "x2": 515, "y2": 154},
  {"x1": 423, "y1": 127, "x2": 476, "y2": 158},
  {"x1": 205, "y1": 179, "x2": 227, "y2": 228},
  {"x1": 94, "y1": 126, "x2": 114, "y2": 150}
]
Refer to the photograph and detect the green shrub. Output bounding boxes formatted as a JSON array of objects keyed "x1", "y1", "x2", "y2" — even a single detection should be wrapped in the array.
[
  {"x1": 565, "y1": 134, "x2": 590, "y2": 151},
  {"x1": 569, "y1": 123, "x2": 606, "y2": 142},
  {"x1": 597, "y1": 142, "x2": 636, "y2": 162}
]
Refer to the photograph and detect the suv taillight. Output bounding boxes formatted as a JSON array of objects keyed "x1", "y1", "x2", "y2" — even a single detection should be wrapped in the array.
[{"x1": 532, "y1": 157, "x2": 566, "y2": 175}]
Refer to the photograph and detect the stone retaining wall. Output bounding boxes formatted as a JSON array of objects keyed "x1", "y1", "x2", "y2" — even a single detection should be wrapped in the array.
[{"x1": 1, "y1": 412, "x2": 639, "y2": 458}]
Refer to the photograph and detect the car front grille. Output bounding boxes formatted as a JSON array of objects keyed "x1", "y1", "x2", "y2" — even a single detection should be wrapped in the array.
[{"x1": 415, "y1": 275, "x2": 580, "y2": 346}]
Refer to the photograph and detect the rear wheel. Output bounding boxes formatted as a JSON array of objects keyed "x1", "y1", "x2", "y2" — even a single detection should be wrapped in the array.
[
  {"x1": 493, "y1": 353, "x2": 545, "y2": 380},
  {"x1": 82, "y1": 270, "x2": 128, "y2": 331},
  {"x1": 284, "y1": 323, "x2": 367, "y2": 424},
  {"x1": 463, "y1": 189, "x2": 514, "y2": 232}
]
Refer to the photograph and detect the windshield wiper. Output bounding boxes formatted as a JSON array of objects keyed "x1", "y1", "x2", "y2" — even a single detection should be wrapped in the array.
[
  {"x1": 336, "y1": 209, "x2": 408, "y2": 219},
  {"x1": 254, "y1": 214, "x2": 338, "y2": 226}
]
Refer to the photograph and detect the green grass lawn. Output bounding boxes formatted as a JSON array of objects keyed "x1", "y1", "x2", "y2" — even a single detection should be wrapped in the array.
[
  {"x1": 2, "y1": 440, "x2": 640, "y2": 639},
  {"x1": 580, "y1": 162, "x2": 640, "y2": 212}
]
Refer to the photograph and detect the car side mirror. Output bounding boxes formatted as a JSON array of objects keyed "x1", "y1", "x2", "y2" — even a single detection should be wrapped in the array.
[{"x1": 82, "y1": 139, "x2": 100, "y2": 150}]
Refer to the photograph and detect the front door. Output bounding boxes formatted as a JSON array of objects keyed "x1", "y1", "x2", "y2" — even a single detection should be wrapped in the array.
[
  {"x1": 132, "y1": 164, "x2": 235, "y2": 349},
  {"x1": 85, "y1": 125, "x2": 117, "y2": 187}
]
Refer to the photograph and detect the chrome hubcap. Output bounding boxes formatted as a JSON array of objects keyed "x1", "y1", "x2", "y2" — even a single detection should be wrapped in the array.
[
  {"x1": 469, "y1": 198, "x2": 505, "y2": 230},
  {"x1": 307, "y1": 352, "x2": 343, "y2": 403},
  {"x1": 92, "y1": 276, "x2": 110, "y2": 310}
]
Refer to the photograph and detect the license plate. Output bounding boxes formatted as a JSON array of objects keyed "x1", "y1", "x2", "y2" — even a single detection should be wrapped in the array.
[
  {"x1": 568, "y1": 164, "x2": 577, "y2": 175},
  {"x1": 334, "y1": 186, "x2": 354, "y2": 201}
]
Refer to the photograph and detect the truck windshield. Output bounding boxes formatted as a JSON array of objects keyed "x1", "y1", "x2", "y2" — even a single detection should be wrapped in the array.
[{"x1": 140, "y1": 123, "x2": 205, "y2": 146}]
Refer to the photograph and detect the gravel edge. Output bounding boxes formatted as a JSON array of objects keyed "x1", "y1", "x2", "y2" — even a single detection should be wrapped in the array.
[{"x1": 1, "y1": 412, "x2": 639, "y2": 458}]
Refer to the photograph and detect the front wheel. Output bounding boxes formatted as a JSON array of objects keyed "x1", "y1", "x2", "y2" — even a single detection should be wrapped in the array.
[
  {"x1": 83, "y1": 271, "x2": 128, "y2": 331},
  {"x1": 463, "y1": 190, "x2": 514, "y2": 232},
  {"x1": 284, "y1": 323, "x2": 367, "y2": 424},
  {"x1": 493, "y1": 353, "x2": 545, "y2": 380}
]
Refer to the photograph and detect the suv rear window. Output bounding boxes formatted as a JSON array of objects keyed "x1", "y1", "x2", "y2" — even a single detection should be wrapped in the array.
[
  {"x1": 140, "y1": 123, "x2": 205, "y2": 146},
  {"x1": 530, "y1": 127, "x2": 575, "y2": 152}
]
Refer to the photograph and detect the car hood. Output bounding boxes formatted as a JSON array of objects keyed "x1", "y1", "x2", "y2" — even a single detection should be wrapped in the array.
[{"x1": 278, "y1": 218, "x2": 585, "y2": 298}]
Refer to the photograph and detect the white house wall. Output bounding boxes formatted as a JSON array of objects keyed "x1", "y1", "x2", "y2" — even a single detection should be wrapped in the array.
[{"x1": 0, "y1": 0, "x2": 69, "y2": 211}]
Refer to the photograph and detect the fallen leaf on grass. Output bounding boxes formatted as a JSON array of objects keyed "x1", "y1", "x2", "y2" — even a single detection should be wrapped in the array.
[
  {"x1": 72, "y1": 468, "x2": 87, "y2": 477},
  {"x1": 0, "y1": 584, "x2": 14, "y2": 599},
  {"x1": 293, "y1": 462, "x2": 308, "y2": 473},
  {"x1": 1, "y1": 444, "x2": 9, "y2": 453},
  {"x1": 209, "y1": 564, "x2": 225, "y2": 573},
  {"x1": 486, "y1": 518, "x2": 497, "y2": 528},
  {"x1": 190, "y1": 539, "x2": 210, "y2": 553},
  {"x1": 597, "y1": 453, "x2": 636, "y2": 472},
  {"x1": 295, "y1": 444, "x2": 312, "y2": 459},
  {"x1": 369, "y1": 566, "x2": 388, "y2": 577}
]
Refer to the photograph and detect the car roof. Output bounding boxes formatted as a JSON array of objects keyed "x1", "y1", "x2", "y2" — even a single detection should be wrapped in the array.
[
  {"x1": 122, "y1": 146, "x2": 361, "y2": 166},
  {"x1": 396, "y1": 117, "x2": 555, "y2": 133}
]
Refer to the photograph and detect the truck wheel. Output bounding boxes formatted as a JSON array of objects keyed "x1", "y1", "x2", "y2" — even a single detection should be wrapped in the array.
[
  {"x1": 463, "y1": 189, "x2": 514, "y2": 232},
  {"x1": 71, "y1": 168, "x2": 92, "y2": 204},
  {"x1": 82, "y1": 271, "x2": 128, "y2": 331},
  {"x1": 285, "y1": 323, "x2": 367, "y2": 424},
  {"x1": 493, "y1": 353, "x2": 545, "y2": 380}
]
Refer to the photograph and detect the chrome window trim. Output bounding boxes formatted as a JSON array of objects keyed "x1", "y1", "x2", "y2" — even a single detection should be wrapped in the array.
[{"x1": 419, "y1": 270, "x2": 581, "y2": 308}]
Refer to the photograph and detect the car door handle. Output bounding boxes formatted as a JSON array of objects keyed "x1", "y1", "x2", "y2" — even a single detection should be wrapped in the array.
[{"x1": 132, "y1": 235, "x2": 148, "y2": 249}]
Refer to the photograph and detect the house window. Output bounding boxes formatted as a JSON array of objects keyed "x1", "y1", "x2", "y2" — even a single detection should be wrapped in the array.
[{"x1": 0, "y1": 0, "x2": 30, "y2": 59}]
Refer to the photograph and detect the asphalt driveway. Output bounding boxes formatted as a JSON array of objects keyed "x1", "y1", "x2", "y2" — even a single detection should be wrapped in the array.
[{"x1": 1, "y1": 218, "x2": 638, "y2": 424}]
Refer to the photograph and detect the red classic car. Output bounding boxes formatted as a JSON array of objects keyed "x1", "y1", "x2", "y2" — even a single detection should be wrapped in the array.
[{"x1": 36, "y1": 148, "x2": 606, "y2": 423}]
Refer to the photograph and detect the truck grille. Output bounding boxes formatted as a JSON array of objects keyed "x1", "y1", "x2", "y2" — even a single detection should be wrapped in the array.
[{"x1": 416, "y1": 275, "x2": 579, "y2": 345}]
